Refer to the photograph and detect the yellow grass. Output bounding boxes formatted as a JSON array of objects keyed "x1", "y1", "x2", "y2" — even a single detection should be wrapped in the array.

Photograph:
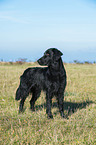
[{"x1": 0, "y1": 63, "x2": 96, "y2": 144}]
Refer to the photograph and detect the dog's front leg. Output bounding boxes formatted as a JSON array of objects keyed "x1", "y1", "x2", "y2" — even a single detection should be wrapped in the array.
[
  {"x1": 57, "y1": 93, "x2": 65, "y2": 118},
  {"x1": 46, "y1": 92, "x2": 53, "y2": 119}
]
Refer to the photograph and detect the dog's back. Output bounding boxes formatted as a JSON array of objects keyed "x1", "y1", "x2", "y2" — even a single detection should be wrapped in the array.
[{"x1": 21, "y1": 67, "x2": 48, "y2": 89}]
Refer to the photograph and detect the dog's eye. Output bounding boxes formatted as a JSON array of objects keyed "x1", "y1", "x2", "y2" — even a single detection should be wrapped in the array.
[
  {"x1": 44, "y1": 53, "x2": 50, "y2": 58},
  {"x1": 46, "y1": 53, "x2": 49, "y2": 56}
]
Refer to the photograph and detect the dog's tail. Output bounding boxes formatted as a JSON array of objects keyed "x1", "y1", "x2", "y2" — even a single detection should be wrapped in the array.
[
  {"x1": 15, "y1": 83, "x2": 34, "y2": 101},
  {"x1": 15, "y1": 87, "x2": 21, "y2": 100},
  {"x1": 15, "y1": 73, "x2": 35, "y2": 101}
]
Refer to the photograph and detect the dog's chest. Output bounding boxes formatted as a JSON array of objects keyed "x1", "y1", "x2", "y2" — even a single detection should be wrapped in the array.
[
  {"x1": 48, "y1": 76, "x2": 60, "y2": 92},
  {"x1": 51, "y1": 81, "x2": 59, "y2": 92}
]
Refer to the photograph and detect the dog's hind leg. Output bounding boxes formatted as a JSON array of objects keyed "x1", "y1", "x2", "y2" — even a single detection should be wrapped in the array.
[
  {"x1": 30, "y1": 88, "x2": 41, "y2": 111},
  {"x1": 19, "y1": 97, "x2": 26, "y2": 113}
]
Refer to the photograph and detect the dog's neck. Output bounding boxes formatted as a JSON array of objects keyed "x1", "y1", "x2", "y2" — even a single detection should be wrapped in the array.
[{"x1": 48, "y1": 58, "x2": 64, "y2": 76}]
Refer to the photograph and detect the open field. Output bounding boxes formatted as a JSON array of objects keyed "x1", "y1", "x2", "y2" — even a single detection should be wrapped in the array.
[{"x1": 0, "y1": 63, "x2": 96, "y2": 145}]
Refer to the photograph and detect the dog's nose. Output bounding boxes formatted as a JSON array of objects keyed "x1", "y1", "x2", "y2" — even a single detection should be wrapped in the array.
[{"x1": 37, "y1": 59, "x2": 40, "y2": 64}]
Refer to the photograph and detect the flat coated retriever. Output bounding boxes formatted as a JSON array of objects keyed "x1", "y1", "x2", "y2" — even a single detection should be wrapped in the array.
[{"x1": 15, "y1": 48, "x2": 67, "y2": 118}]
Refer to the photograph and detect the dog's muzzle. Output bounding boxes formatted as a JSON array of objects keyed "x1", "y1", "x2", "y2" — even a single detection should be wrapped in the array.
[{"x1": 37, "y1": 58, "x2": 43, "y2": 65}]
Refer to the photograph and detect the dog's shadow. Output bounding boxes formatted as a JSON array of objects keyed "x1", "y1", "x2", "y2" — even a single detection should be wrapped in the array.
[{"x1": 35, "y1": 100, "x2": 93, "y2": 117}]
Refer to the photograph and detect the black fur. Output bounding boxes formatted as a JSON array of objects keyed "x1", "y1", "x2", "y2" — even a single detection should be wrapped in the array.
[{"x1": 15, "y1": 48, "x2": 67, "y2": 118}]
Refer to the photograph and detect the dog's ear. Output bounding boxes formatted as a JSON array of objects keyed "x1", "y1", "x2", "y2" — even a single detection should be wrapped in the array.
[{"x1": 52, "y1": 48, "x2": 63, "y2": 61}]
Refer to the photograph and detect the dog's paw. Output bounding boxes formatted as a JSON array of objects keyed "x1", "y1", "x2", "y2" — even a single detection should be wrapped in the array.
[
  {"x1": 30, "y1": 107, "x2": 35, "y2": 112},
  {"x1": 48, "y1": 114, "x2": 53, "y2": 119},
  {"x1": 19, "y1": 109, "x2": 23, "y2": 113},
  {"x1": 60, "y1": 112, "x2": 69, "y2": 119}
]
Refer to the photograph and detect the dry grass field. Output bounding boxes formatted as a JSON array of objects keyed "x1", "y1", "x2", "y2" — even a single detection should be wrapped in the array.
[{"x1": 0, "y1": 62, "x2": 96, "y2": 144}]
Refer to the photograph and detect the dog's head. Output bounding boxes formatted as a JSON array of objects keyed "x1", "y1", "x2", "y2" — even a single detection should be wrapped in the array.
[{"x1": 37, "y1": 48, "x2": 63, "y2": 66}]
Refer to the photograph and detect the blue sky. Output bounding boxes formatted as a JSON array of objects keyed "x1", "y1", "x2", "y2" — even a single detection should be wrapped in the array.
[{"x1": 0, "y1": 0, "x2": 96, "y2": 62}]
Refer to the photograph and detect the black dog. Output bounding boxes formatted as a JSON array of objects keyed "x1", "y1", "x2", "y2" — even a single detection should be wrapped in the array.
[{"x1": 15, "y1": 48, "x2": 67, "y2": 118}]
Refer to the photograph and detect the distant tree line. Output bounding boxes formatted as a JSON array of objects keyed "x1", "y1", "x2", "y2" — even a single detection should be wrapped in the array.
[
  {"x1": 15, "y1": 58, "x2": 27, "y2": 64},
  {"x1": 0, "y1": 58, "x2": 96, "y2": 64},
  {"x1": 73, "y1": 60, "x2": 96, "y2": 64},
  {"x1": 0, "y1": 58, "x2": 28, "y2": 65}
]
